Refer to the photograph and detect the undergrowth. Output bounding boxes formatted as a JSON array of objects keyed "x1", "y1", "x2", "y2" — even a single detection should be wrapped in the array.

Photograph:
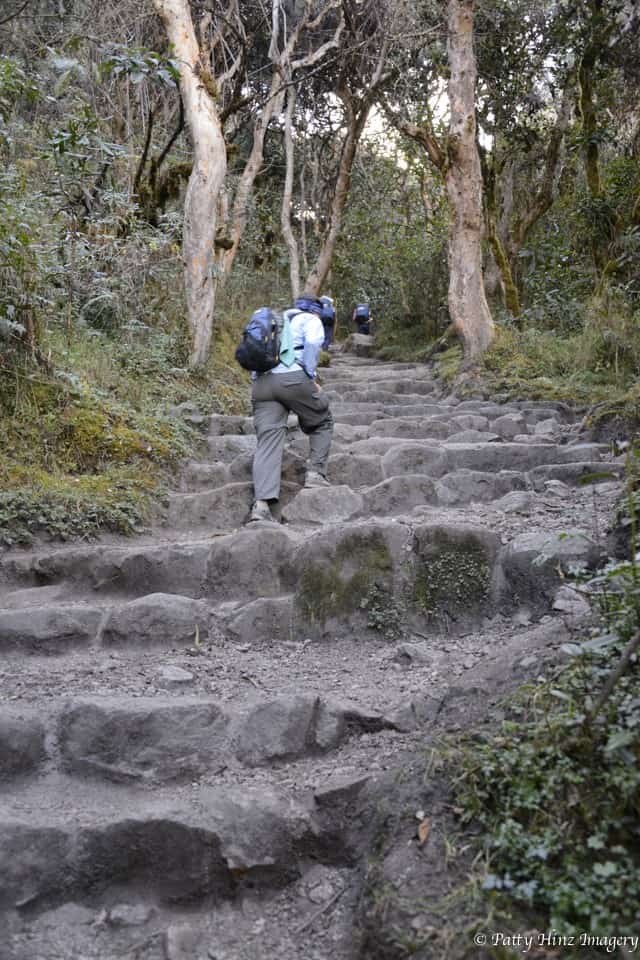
[
  {"x1": 430, "y1": 319, "x2": 640, "y2": 423},
  {"x1": 438, "y1": 469, "x2": 640, "y2": 948},
  {"x1": 0, "y1": 316, "x2": 249, "y2": 546}
]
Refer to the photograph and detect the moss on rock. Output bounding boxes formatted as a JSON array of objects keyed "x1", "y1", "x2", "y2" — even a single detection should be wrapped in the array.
[
  {"x1": 295, "y1": 530, "x2": 394, "y2": 627},
  {"x1": 412, "y1": 530, "x2": 491, "y2": 618}
]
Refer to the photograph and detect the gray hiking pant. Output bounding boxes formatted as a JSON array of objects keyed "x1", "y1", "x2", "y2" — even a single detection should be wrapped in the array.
[{"x1": 251, "y1": 371, "x2": 333, "y2": 501}]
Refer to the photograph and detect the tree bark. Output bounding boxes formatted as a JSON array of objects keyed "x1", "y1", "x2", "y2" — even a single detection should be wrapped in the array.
[
  {"x1": 221, "y1": 74, "x2": 281, "y2": 275},
  {"x1": 445, "y1": 0, "x2": 494, "y2": 363},
  {"x1": 281, "y1": 85, "x2": 302, "y2": 299},
  {"x1": 153, "y1": 0, "x2": 227, "y2": 368}
]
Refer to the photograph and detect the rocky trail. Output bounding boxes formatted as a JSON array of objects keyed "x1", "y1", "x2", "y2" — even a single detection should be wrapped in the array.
[{"x1": 0, "y1": 342, "x2": 625, "y2": 960}]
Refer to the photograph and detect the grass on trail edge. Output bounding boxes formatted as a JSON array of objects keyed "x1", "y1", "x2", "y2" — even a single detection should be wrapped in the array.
[
  {"x1": 0, "y1": 322, "x2": 249, "y2": 546},
  {"x1": 378, "y1": 324, "x2": 640, "y2": 425}
]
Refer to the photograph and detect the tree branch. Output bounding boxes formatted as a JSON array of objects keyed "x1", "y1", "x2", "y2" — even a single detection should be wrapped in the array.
[
  {"x1": 154, "y1": 94, "x2": 185, "y2": 173},
  {"x1": 133, "y1": 106, "x2": 155, "y2": 196},
  {"x1": 0, "y1": 0, "x2": 29, "y2": 27}
]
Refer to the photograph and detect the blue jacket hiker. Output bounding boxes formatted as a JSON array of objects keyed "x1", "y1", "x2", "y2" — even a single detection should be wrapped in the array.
[
  {"x1": 249, "y1": 295, "x2": 334, "y2": 523},
  {"x1": 353, "y1": 302, "x2": 371, "y2": 335},
  {"x1": 320, "y1": 295, "x2": 336, "y2": 350}
]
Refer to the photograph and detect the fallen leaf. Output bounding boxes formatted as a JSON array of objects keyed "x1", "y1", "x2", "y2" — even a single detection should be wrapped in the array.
[{"x1": 417, "y1": 817, "x2": 432, "y2": 846}]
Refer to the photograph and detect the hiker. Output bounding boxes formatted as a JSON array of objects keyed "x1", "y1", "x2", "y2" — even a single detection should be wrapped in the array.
[
  {"x1": 353, "y1": 302, "x2": 372, "y2": 335},
  {"x1": 249, "y1": 295, "x2": 334, "y2": 523},
  {"x1": 320, "y1": 295, "x2": 336, "y2": 350}
]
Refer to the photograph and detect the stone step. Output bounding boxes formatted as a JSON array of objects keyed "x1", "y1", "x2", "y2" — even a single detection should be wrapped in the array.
[
  {"x1": 327, "y1": 379, "x2": 436, "y2": 397},
  {"x1": 329, "y1": 389, "x2": 441, "y2": 406},
  {"x1": 0, "y1": 693, "x2": 397, "y2": 785},
  {"x1": 0, "y1": 780, "x2": 346, "y2": 913},
  {"x1": 208, "y1": 414, "x2": 254, "y2": 437},
  {"x1": 0, "y1": 508, "x2": 607, "y2": 628},
  {"x1": 168, "y1": 481, "x2": 254, "y2": 531},
  {"x1": 180, "y1": 460, "x2": 230, "y2": 491},
  {"x1": 167, "y1": 456, "x2": 619, "y2": 536}
]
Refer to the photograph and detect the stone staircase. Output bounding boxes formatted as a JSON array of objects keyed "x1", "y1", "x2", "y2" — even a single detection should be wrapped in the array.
[{"x1": 0, "y1": 351, "x2": 623, "y2": 959}]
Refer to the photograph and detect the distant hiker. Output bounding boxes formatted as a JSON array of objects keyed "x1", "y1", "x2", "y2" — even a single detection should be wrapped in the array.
[
  {"x1": 246, "y1": 294, "x2": 334, "y2": 523},
  {"x1": 320, "y1": 295, "x2": 336, "y2": 350},
  {"x1": 353, "y1": 302, "x2": 371, "y2": 335}
]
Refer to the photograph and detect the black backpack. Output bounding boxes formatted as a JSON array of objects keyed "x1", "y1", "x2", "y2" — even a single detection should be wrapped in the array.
[
  {"x1": 354, "y1": 303, "x2": 370, "y2": 319},
  {"x1": 235, "y1": 307, "x2": 283, "y2": 373}
]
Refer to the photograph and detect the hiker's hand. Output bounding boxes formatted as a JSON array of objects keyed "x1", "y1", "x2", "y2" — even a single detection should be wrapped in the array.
[{"x1": 313, "y1": 378, "x2": 323, "y2": 390}]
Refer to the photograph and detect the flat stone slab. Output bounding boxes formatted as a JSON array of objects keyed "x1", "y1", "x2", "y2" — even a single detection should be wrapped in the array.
[
  {"x1": 204, "y1": 525, "x2": 300, "y2": 602},
  {"x1": 208, "y1": 415, "x2": 253, "y2": 437},
  {"x1": 342, "y1": 333, "x2": 374, "y2": 357},
  {"x1": 179, "y1": 461, "x2": 230, "y2": 491},
  {"x1": 0, "y1": 784, "x2": 329, "y2": 910},
  {"x1": 360, "y1": 475, "x2": 439, "y2": 517},
  {"x1": 435, "y1": 469, "x2": 526, "y2": 506},
  {"x1": 369, "y1": 418, "x2": 451, "y2": 440},
  {"x1": 0, "y1": 712, "x2": 47, "y2": 779},
  {"x1": 207, "y1": 434, "x2": 256, "y2": 462},
  {"x1": 232, "y1": 695, "x2": 394, "y2": 767},
  {"x1": 282, "y1": 485, "x2": 363, "y2": 525},
  {"x1": 450, "y1": 414, "x2": 490, "y2": 432},
  {"x1": 0, "y1": 605, "x2": 102, "y2": 654},
  {"x1": 225, "y1": 595, "x2": 294, "y2": 645},
  {"x1": 328, "y1": 453, "x2": 385, "y2": 488},
  {"x1": 102, "y1": 593, "x2": 210, "y2": 649},
  {"x1": 167, "y1": 482, "x2": 253, "y2": 530},
  {"x1": 58, "y1": 697, "x2": 228, "y2": 783},
  {"x1": 528, "y1": 461, "x2": 622, "y2": 490},
  {"x1": 444, "y1": 442, "x2": 605, "y2": 474},
  {"x1": 5, "y1": 541, "x2": 212, "y2": 599},
  {"x1": 501, "y1": 530, "x2": 605, "y2": 612},
  {"x1": 447, "y1": 430, "x2": 501, "y2": 443},
  {"x1": 292, "y1": 518, "x2": 410, "y2": 638},
  {"x1": 382, "y1": 443, "x2": 448, "y2": 480}
]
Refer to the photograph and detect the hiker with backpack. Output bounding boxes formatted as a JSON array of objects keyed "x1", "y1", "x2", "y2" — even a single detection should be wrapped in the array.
[
  {"x1": 353, "y1": 302, "x2": 372, "y2": 335},
  {"x1": 235, "y1": 295, "x2": 333, "y2": 523},
  {"x1": 320, "y1": 295, "x2": 336, "y2": 350}
]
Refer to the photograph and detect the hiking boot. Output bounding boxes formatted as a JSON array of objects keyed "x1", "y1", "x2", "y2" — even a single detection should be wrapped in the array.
[
  {"x1": 304, "y1": 470, "x2": 330, "y2": 489},
  {"x1": 249, "y1": 500, "x2": 275, "y2": 522}
]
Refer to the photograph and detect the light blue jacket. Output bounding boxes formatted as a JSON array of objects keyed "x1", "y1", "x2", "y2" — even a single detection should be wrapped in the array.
[{"x1": 269, "y1": 309, "x2": 324, "y2": 379}]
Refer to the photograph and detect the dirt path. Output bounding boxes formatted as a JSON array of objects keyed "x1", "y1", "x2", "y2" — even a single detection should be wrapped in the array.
[{"x1": 0, "y1": 345, "x2": 623, "y2": 959}]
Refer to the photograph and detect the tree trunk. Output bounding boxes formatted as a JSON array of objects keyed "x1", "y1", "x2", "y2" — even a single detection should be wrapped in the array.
[
  {"x1": 303, "y1": 96, "x2": 370, "y2": 295},
  {"x1": 153, "y1": 0, "x2": 227, "y2": 367},
  {"x1": 445, "y1": 0, "x2": 494, "y2": 363},
  {"x1": 281, "y1": 85, "x2": 302, "y2": 299},
  {"x1": 221, "y1": 80, "x2": 280, "y2": 276}
]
